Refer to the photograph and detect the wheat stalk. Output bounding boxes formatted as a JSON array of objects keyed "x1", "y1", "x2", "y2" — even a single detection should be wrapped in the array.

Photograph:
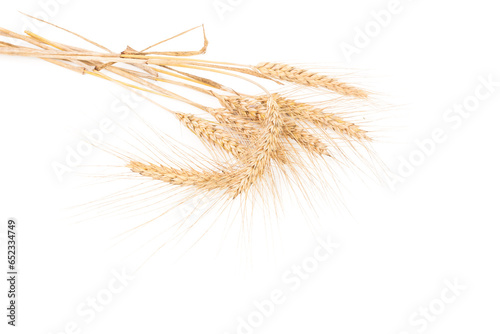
[
  {"x1": 256, "y1": 62, "x2": 369, "y2": 99},
  {"x1": 205, "y1": 108, "x2": 258, "y2": 137},
  {"x1": 220, "y1": 93, "x2": 371, "y2": 141},
  {"x1": 0, "y1": 16, "x2": 388, "y2": 245},
  {"x1": 271, "y1": 95, "x2": 371, "y2": 141},
  {"x1": 127, "y1": 161, "x2": 218, "y2": 188},
  {"x1": 231, "y1": 97, "x2": 283, "y2": 197},
  {"x1": 175, "y1": 112, "x2": 246, "y2": 157},
  {"x1": 126, "y1": 98, "x2": 283, "y2": 199},
  {"x1": 214, "y1": 93, "x2": 333, "y2": 157}
]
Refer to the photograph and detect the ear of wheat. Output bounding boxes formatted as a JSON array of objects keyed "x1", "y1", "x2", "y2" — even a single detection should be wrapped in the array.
[
  {"x1": 0, "y1": 14, "x2": 388, "y2": 248},
  {"x1": 256, "y1": 62, "x2": 369, "y2": 98},
  {"x1": 175, "y1": 112, "x2": 247, "y2": 158}
]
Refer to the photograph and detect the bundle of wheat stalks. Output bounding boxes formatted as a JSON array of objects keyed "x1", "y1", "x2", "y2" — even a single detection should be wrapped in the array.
[{"x1": 0, "y1": 14, "x2": 385, "y2": 223}]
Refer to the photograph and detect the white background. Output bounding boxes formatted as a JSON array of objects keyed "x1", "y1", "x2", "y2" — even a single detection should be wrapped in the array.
[{"x1": 1, "y1": 0, "x2": 499, "y2": 333}]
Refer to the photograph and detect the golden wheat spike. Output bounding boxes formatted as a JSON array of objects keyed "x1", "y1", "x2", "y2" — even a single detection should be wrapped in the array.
[
  {"x1": 272, "y1": 95, "x2": 372, "y2": 141},
  {"x1": 175, "y1": 113, "x2": 246, "y2": 157},
  {"x1": 222, "y1": 94, "x2": 371, "y2": 141},
  {"x1": 256, "y1": 62, "x2": 368, "y2": 98},
  {"x1": 215, "y1": 93, "x2": 333, "y2": 157},
  {"x1": 231, "y1": 97, "x2": 283, "y2": 197}
]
